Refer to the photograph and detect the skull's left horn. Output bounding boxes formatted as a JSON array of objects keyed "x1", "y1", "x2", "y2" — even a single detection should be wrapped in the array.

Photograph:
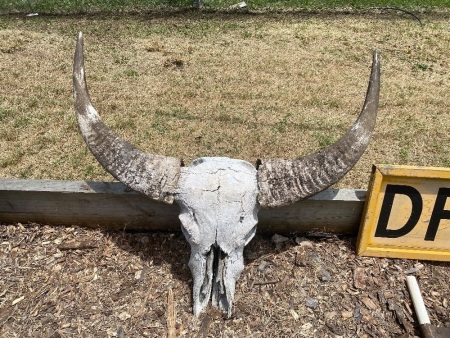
[
  {"x1": 73, "y1": 32, "x2": 181, "y2": 203},
  {"x1": 257, "y1": 51, "x2": 380, "y2": 208}
]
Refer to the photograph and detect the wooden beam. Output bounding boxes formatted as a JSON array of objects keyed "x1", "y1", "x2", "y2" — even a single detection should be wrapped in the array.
[{"x1": 0, "y1": 179, "x2": 366, "y2": 234}]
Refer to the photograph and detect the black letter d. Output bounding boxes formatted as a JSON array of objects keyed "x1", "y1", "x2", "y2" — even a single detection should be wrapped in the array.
[{"x1": 374, "y1": 184, "x2": 423, "y2": 238}]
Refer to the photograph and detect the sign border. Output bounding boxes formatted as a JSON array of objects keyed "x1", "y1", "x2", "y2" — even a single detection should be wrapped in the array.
[{"x1": 357, "y1": 164, "x2": 450, "y2": 261}]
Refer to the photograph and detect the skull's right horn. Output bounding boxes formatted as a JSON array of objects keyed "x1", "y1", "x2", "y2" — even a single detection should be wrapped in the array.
[
  {"x1": 257, "y1": 51, "x2": 380, "y2": 208},
  {"x1": 73, "y1": 32, "x2": 181, "y2": 204}
]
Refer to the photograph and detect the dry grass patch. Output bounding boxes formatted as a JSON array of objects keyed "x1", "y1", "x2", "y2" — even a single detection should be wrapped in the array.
[{"x1": 1, "y1": 13, "x2": 449, "y2": 187}]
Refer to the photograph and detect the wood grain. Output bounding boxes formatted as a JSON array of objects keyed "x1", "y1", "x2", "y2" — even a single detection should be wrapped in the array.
[{"x1": 0, "y1": 179, "x2": 366, "y2": 234}]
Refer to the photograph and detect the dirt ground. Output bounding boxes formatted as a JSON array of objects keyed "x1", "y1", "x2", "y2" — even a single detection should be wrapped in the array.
[{"x1": 1, "y1": 222, "x2": 449, "y2": 337}]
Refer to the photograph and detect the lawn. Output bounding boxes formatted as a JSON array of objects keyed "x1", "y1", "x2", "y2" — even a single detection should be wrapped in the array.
[
  {"x1": 0, "y1": 10, "x2": 449, "y2": 188},
  {"x1": 1, "y1": 0, "x2": 449, "y2": 14}
]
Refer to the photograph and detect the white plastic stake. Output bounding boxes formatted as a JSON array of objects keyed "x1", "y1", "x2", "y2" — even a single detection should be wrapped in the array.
[{"x1": 406, "y1": 275, "x2": 431, "y2": 325}]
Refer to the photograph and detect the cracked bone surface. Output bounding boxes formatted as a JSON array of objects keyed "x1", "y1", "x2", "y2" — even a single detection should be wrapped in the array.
[
  {"x1": 72, "y1": 32, "x2": 380, "y2": 317},
  {"x1": 175, "y1": 157, "x2": 259, "y2": 317}
]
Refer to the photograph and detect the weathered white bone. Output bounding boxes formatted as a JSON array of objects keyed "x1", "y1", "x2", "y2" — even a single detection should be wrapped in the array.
[
  {"x1": 175, "y1": 157, "x2": 258, "y2": 317},
  {"x1": 72, "y1": 32, "x2": 380, "y2": 318}
]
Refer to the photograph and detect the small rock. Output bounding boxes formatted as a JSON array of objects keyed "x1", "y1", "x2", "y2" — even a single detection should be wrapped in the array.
[
  {"x1": 354, "y1": 303, "x2": 361, "y2": 318},
  {"x1": 258, "y1": 260, "x2": 269, "y2": 272},
  {"x1": 264, "y1": 268, "x2": 273, "y2": 275},
  {"x1": 134, "y1": 270, "x2": 143, "y2": 280},
  {"x1": 271, "y1": 234, "x2": 289, "y2": 244},
  {"x1": 414, "y1": 263, "x2": 424, "y2": 270},
  {"x1": 295, "y1": 237, "x2": 313, "y2": 248},
  {"x1": 52, "y1": 264, "x2": 62, "y2": 272},
  {"x1": 305, "y1": 297, "x2": 319, "y2": 309},
  {"x1": 404, "y1": 267, "x2": 420, "y2": 274},
  {"x1": 272, "y1": 234, "x2": 289, "y2": 250},
  {"x1": 319, "y1": 268, "x2": 332, "y2": 282}
]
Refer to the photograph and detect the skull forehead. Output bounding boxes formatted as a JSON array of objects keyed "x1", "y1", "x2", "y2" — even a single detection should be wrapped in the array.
[
  {"x1": 179, "y1": 157, "x2": 257, "y2": 195},
  {"x1": 175, "y1": 157, "x2": 259, "y2": 251}
]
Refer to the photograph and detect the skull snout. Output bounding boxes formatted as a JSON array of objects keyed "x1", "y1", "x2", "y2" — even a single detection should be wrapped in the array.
[{"x1": 176, "y1": 157, "x2": 259, "y2": 317}]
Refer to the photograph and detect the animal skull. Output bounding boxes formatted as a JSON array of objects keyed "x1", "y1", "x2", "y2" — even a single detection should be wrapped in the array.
[
  {"x1": 72, "y1": 32, "x2": 380, "y2": 317},
  {"x1": 176, "y1": 157, "x2": 258, "y2": 317}
]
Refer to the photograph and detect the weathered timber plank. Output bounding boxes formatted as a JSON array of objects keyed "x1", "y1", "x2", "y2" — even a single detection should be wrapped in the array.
[{"x1": 0, "y1": 179, "x2": 366, "y2": 233}]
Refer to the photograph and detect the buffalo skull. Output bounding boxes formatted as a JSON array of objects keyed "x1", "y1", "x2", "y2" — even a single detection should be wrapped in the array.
[{"x1": 73, "y1": 33, "x2": 380, "y2": 317}]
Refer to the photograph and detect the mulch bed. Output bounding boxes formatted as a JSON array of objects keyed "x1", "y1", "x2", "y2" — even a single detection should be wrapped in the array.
[{"x1": 1, "y1": 222, "x2": 449, "y2": 337}]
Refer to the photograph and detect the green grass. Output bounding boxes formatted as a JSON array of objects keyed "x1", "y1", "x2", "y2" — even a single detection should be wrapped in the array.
[
  {"x1": 0, "y1": 108, "x2": 13, "y2": 122},
  {"x1": 0, "y1": 0, "x2": 449, "y2": 14}
]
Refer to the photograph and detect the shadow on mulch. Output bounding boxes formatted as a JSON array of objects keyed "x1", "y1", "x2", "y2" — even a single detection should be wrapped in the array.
[{"x1": 103, "y1": 228, "x2": 292, "y2": 294}]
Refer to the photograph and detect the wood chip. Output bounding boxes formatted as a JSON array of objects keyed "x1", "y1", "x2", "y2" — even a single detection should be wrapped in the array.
[
  {"x1": 341, "y1": 310, "x2": 353, "y2": 319},
  {"x1": 361, "y1": 297, "x2": 378, "y2": 310},
  {"x1": 2, "y1": 221, "x2": 450, "y2": 336},
  {"x1": 353, "y1": 267, "x2": 367, "y2": 289},
  {"x1": 12, "y1": 296, "x2": 24, "y2": 305},
  {"x1": 253, "y1": 280, "x2": 278, "y2": 286},
  {"x1": 167, "y1": 288, "x2": 176, "y2": 338},
  {"x1": 117, "y1": 312, "x2": 131, "y2": 321},
  {"x1": 58, "y1": 240, "x2": 98, "y2": 250},
  {"x1": 290, "y1": 309, "x2": 299, "y2": 320}
]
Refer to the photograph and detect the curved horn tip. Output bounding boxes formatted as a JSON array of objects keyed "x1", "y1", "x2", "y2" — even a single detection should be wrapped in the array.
[
  {"x1": 75, "y1": 32, "x2": 83, "y2": 50},
  {"x1": 372, "y1": 49, "x2": 380, "y2": 65},
  {"x1": 76, "y1": 32, "x2": 83, "y2": 50}
]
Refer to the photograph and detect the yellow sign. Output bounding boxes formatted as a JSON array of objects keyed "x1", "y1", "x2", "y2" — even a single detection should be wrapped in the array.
[{"x1": 357, "y1": 165, "x2": 450, "y2": 261}]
